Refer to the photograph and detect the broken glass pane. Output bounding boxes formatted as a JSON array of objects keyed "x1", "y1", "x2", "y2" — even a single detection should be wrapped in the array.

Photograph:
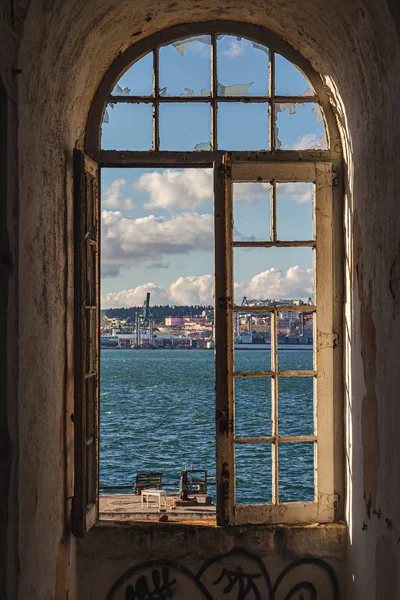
[
  {"x1": 275, "y1": 54, "x2": 315, "y2": 97},
  {"x1": 159, "y1": 36, "x2": 211, "y2": 96},
  {"x1": 218, "y1": 103, "x2": 268, "y2": 150},
  {"x1": 194, "y1": 140, "x2": 211, "y2": 151},
  {"x1": 101, "y1": 103, "x2": 153, "y2": 150},
  {"x1": 251, "y1": 41, "x2": 270, "y2": 54},
  {"x1": 111, "y1": 83, "x2": 131, "y2": 97},
  {"x1": 180, "y1": 88, "x2": 196, "y2": 97},
  {"x1": 159, "y1": 103, "x2": 211, "y2": 151},
  {"x1": 112, "y1": 52, "x2": 153, "y2": 96},
  {"x1": 159, "y1": 86, "x2": 170, "y2": 97},
  {"x1": 102, "y1": 104, "x2": 111, "y2": 124},
  {"x1": 217, "y1": 35, "x2": 269, "y2": 96},
  {"x1": 217, "y1": 35, "x2": 269, "y2": 55},
  {"x1": 275, "y1": 102, "x2": 327, "y2": 150},
  {"x1": 172, "y1": 35, "x2": 211, "y2": 56},
  {"x1": 217, "y1": 82, "x2": 253, "y2": 96}
]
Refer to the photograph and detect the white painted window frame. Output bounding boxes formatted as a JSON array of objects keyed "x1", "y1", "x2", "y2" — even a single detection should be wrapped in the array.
[{"x1": 214, "y1": 157, "x2": 336, "y2": 525}]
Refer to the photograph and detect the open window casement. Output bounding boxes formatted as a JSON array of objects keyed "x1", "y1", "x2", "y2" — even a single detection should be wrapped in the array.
[
  {"x1": 71, "y1": 148, "x2": 336, "y2": 532},
  {"x1": 215, "y1": 157, "x2": 335, "y2": 526},
  {"x1": 72, "y1": 150, "x2": 100, "y2": 537}
]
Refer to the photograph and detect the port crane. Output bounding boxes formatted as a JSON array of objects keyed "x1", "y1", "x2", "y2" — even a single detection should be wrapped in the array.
[
  {"x1": 134, "y1": 292, "x2": 155, "y2": 347},
  {"x1": 234, "y1": 297, "x2": 253, "y2": 342}
]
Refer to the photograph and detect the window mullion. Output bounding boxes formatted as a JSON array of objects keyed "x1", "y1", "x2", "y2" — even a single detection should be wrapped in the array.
[
  {"x1": 269, "y1": 50, "x2": 275, "y2": 150},
  {"x1": 211, "y1": 33, "x2": 217, "y2": 151},
  {"x1": 153, "y1": 48, "x2": 159, "y2": 151},
  {"x1": 214, "y1": 153, "x2": 234, "y2": 525},
  {"x1": 314, "y1": 162, "x2": 335, "y2": 522},
  {"x1": 271, "y1": 309, "x2": 278, "y2": 505},
  {"x1": 270, "y1": 179, "x2": 277, "y2": 243}
]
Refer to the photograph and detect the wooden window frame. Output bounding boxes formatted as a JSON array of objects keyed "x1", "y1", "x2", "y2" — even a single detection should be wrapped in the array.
[
  {"x1": 215, "y1": 158, "x2": 336, "y2": 525},
  {"x1": 72, "y1": 150, "x2": 100, "y2": 537},
  {"x1": 72, "y1": 21, "x2": 343, "y2": 536}
]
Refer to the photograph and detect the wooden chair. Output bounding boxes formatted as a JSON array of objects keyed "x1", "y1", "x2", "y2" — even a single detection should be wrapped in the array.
[{"x1": 134, "y1": 472, "x2": 163, "y2": 495}]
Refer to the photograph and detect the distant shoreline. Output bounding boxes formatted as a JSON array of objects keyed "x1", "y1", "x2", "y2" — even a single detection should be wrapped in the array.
[{"x1": 101, "y1": 344, "x2": 313, "y2": 351}]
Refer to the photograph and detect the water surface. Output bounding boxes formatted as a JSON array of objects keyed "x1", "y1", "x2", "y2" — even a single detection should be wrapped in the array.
[{"x1": 100, "y1": 349, "x2": 314, "y2": 503}]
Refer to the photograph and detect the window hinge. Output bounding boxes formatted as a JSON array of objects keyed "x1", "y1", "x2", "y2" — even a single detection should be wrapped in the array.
[
  {"x1": 331, "y1": 332, "x2": 339, "y2": 348},
  {"x1": 317, "y1": 331, "x2": 339, "y2": 350},
  {"x1": 218, "y1": 296, "x2": 232, "y2": 309}
]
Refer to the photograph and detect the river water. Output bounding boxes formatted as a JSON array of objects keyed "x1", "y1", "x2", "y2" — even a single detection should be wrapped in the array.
[{"x1": 100, "y1": 348, "x2": 315, "y2": 504}]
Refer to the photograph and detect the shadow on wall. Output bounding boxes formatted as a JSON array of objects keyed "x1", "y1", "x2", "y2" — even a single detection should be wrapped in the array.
[{"x1": 107, "y1": 548, "x2": 339, "y2": 599}]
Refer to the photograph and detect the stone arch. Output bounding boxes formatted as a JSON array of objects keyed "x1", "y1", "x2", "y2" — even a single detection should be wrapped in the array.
[{"x1": 12, "y1": 1, "x2": 400, "y2": 598}]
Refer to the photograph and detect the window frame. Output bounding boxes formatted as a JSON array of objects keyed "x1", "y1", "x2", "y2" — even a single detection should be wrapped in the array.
[
  {"x1": 215, "y1": 158, "x2": 336, "y2": 525},
  {"x1": 72, "y1": 150, "x2": 100, "y2": 537},
  {"x1": 72, "y1": 21, "x2": 343, "y2": 536}
]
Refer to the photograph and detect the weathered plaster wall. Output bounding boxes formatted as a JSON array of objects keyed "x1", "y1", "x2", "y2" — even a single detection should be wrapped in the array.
[
  {"x1": 0, "y1": 2, "x2": 20, "y2": 597},
  {"x1": 78, "y1": 523, "x2": 346, "y2": 598},
  {"x1": 7, "y1": 0, "x2": 400, "y2": 598}
]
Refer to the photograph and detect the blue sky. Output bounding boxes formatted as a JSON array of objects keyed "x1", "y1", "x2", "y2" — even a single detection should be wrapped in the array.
[{"x1": 100, "y1": 35, "x2": 325, "y2": 308}]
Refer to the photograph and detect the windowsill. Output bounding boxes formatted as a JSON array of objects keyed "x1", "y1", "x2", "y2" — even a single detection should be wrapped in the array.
[
  {"x1": 98, "y1": 516, "x2": 217, "y2": 527},
  {"x1": 77, "y1": 519, "x2": 347, "y2": 563},
  {"x1": 95, "y1": 517, "x2": 346, "y2": 532}
]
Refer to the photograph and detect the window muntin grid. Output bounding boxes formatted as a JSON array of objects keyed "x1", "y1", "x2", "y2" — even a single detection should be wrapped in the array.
[
  {"x1": 101, "y1": 34, "x2": 327, "y2": 152},
  {"x1": 221, "y1": 160, "x2": 335, "y2": 525}
]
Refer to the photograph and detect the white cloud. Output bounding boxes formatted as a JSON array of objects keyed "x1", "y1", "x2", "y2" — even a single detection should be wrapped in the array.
[
  {"x1": 169, "y1": 274, "x2": 214, "y2": 305},
  {"x1": 103, "y1": 179, "x2": 135, "y2": 210},
  {"x1": 286, "y1": 133, "x2": 320, "y2": 150},
  {"x1": 102, "y1": 283, "x2": 170, "y2": 308},
  {"x1": 135, "y1": 169, "x2": 269, "y2": 211},
  {"x1": 101, "y1": 266, "x2": 313, "y2": 307},
  {"x1": 101, "y1": 210, "x2": 213, "y2": 277},
  {"x1": 285, "y1": 131, "x2": 327, "y2": 150},
  {"x1": 233, "y1": 182, "x2": 269, "y2": 203},
  {"x1": 243, "y1": 266, "x2": 313, "y2": 300},
  {"x1": 138, "y1": 169, "x2": 213, "y2": 211},
  {"x1": 223, "y1": 40, "x2": 245, "y2": 58},
  {"x1": 276, "y1": 182, "x2": 313, "y2": 204}
]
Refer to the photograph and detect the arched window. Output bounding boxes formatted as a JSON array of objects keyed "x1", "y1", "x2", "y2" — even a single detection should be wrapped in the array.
[{"x1": 73, "y1": 22, "x2": 342, "y2": 536}]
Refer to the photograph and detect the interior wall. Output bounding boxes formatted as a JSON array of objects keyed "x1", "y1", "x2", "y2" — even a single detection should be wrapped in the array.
[
  {"x1": 0, "y1": 2, "x2": 20, "y2": 597},
  {"x1": 8, "y1": 0, "x2": 400, "y2": 598}
]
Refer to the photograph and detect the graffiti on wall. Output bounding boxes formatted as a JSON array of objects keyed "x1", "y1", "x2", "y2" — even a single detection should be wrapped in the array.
[{"x1": 107, "y1": 548, "x2": 339, "y2": 599}]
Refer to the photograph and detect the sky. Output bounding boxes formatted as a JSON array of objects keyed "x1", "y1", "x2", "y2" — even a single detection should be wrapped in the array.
[{"x1": 100, "y1": 35, "x2": 326, "y2": 308}]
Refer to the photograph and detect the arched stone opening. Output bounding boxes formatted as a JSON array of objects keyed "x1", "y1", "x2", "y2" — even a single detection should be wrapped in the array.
[{"x1": 7, "y1": 1, "x2": 400, "y2": 598}]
